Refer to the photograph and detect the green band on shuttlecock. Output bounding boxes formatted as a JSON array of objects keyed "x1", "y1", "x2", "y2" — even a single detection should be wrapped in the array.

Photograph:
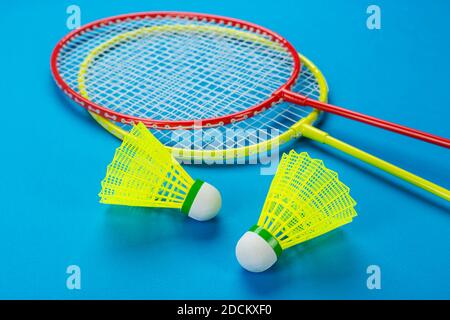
[
  {"x1": 249, "y1": 225, "x2": 283, "y2": 257},
  {"x1": 181, "y1": 179, "x2": 204, "y2": 215}
]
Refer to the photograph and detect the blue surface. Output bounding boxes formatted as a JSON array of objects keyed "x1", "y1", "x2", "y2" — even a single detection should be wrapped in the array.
[{"x1": 0, "y1": 0, "x2": 449, "y2": 299}]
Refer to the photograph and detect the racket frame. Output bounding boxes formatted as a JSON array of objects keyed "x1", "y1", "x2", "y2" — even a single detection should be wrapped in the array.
[{"x1": 51, "y1": 11, "x2": 301, "y2": 129}]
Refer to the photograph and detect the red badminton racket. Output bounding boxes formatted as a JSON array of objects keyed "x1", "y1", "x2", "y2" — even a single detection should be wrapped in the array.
[{"x1": 51, "y1": 12, "x2": 450, "y2": 148}]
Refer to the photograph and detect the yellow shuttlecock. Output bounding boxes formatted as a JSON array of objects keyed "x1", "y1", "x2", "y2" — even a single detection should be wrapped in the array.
[
  {"x1": 236, "y1": 150, "x2": 357, "y2": 272},
  {"x1": 99, "y1": 122, "x2": 222, "y2": 221}
]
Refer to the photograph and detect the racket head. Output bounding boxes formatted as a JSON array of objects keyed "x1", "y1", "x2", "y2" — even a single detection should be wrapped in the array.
[
  {"x1": 90, "y1": 53, "x2": 328, "y2": 162},
  {"x1": 51, "y1": 12, "x2": 301, "y2": 129}
]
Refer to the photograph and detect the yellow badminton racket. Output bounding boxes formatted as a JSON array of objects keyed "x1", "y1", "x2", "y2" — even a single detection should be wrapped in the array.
[
  {"x1": 50, "y1": 12, "x2": 449, "y2": 201},
  {"x1": 87, "y1": 53, "x2": 449, "y2": 201}
]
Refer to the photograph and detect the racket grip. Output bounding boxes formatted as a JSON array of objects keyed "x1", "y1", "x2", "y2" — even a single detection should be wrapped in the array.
[
  {"x1": 282, "y1": 90, "x2": 450, "y2": 148},
  {"x1": 299, "y1": 124, "x2": 450, "y2": 202}
]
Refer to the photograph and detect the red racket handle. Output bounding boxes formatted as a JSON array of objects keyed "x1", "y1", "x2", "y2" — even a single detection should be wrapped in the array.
[{"x1": 281, "y1": 90, "x2": 450, "y2": 149}]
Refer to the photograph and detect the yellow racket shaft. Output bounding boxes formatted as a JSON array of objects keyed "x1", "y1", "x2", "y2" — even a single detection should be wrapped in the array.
[{"x1": 297, "y1": 123, "x2": 450, "y2": 201}]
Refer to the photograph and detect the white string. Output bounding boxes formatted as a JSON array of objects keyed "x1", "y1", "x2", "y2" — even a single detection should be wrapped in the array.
[
  {"x1": 56, "y1": 16, "x2": 321, "y2": 151},
  {"x1": 57, "y1": 16, "x2": 294, "y2": 122},
  {"x1": 157, "y1": 62, "x2": 320, "y2": 150},
  {"x1": 115, "y1": 63, "x2": 319, "y2": 151}
]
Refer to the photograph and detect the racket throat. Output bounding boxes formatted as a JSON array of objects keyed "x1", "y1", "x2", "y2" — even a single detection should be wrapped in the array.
[
  {"x1": 279, "y1": 89, "x2": 310, "y2": 106},
  {"x1": 297, "y1": 123, "x2": 330, "y2": 144},
  {"x1": 281, "y1": 89, "x2": 349, "y2": 115}
]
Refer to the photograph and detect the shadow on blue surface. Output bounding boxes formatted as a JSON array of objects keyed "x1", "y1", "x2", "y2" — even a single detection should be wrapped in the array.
[
  {"x1": 238, "y1": 230, "x2": 358, "y2": 296},
  {"x1": 102, "y1": 206, "x2": 221, "y2": 249},
  {"x1": 305, "y1": 140, "x2": 450, "y2": 214}
]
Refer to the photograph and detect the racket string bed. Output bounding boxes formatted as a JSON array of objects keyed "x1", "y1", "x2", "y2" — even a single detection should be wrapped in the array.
[
  {"x1": 148, "y1": 63, "x2": 320, "y2": 150},
  {"x1": 85, "y1": 61, "x2": 319, "y2": 152},
  {"x1": 58, "y1": 16, "x2": 295, "y2": 122}
]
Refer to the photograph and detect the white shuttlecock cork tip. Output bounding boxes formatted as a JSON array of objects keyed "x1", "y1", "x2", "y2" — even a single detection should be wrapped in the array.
[
  {"x1": 181, "y1": 180, "x2": 222, "y2": 221},
  {"x1": 235, "y1": 226, "x2": 282, "y2": 273}
]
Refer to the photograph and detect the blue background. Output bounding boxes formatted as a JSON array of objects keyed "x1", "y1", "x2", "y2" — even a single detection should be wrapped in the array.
[{"x1": 0, "y1": 0, "x2": 449, "y2": 299}]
